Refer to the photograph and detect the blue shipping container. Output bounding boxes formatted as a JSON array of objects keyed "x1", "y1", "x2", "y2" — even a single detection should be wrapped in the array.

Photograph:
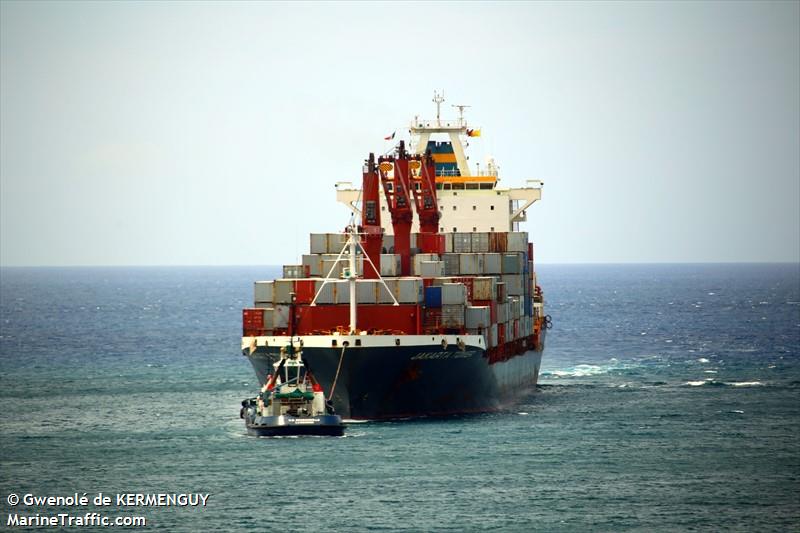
[{"x1": 425, "y1": 286, "x2": 442, "y2": 308}]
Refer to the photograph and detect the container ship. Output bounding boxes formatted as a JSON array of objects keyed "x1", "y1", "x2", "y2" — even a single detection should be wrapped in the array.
[{"x1": 241, "y1": 93, "x2": 549, "y2": 419}]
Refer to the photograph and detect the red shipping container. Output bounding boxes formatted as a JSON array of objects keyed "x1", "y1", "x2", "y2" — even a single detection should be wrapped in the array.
[
  {"x1": 294, "y1": 279, "x2": 317, "y2": 304},
  {"x1": 243, "y1": 308, "x2": 265, "y2": 336},
  {"x1": 295, "y1": 304, "x2": 420, "y2": 335},
  {"x1": 490, "y1": 232, "x2": 508, "y2": 253},
  {"x1": 417, "y1": 233, "x2": 445, "y2": 254}
]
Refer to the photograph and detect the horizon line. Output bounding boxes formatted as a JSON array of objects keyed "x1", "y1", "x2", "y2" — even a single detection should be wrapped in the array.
[{"x1": 1, "y1": 260, "x2": 799, "y2": 269}]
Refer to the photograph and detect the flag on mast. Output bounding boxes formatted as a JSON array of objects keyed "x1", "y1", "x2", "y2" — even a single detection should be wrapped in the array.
[{"x1": 384, "y1": 131, "x2": 396, "y2": 141}]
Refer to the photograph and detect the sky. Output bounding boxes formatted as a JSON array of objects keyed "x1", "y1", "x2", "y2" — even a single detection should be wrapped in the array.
[{"x1": 1, "y1": 1, "x2": 798, "y2": 266}]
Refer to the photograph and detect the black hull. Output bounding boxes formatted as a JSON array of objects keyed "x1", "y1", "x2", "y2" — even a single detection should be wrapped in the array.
[
  {"x1": 246, "y1": 424, "x2": 345, "y2": 437},
  {"x1": 245, "y1": 414, "x2": 345, "y2": 437},
  {"x1": 245, "y1": 336, "x2": 543, "y2": 419}
]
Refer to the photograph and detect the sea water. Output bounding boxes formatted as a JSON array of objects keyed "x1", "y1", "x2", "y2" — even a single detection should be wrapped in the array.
[{"x1": 1, "y1": 264, "x2": 798, "y2": 531}]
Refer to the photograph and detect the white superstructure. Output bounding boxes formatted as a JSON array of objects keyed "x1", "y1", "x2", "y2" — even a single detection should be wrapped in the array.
[{"x1": 335, "y1": 92, "x2": 543, "y2": 234}]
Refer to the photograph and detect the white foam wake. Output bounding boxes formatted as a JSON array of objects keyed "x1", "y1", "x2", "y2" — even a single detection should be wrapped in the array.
[{"x1": 544, "y1": 364, "x2": 607, "y2": 378}]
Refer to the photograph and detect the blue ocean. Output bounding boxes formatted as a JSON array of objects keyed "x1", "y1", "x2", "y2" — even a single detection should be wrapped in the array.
[{"x1": 1, "y1": 264, "x2": 798, "y2": 531}]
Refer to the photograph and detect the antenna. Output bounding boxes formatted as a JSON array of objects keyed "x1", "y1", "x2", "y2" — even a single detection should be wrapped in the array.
[
  {"x1": 452, "y1": 104, "x2": 470, "y2": 123},
  {"x1": 432, "y1": 91, "x2": 445, "y2": 121}
]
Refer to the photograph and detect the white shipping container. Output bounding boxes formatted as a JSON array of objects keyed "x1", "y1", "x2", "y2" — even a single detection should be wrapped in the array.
[
  {"x1": 496, "y1": 282, "x2": 506, "y2": 302},
  {"x1": 326, "y1": 233, "x2": 347, "y2": 254},
  {"x1": 453, "y1": 232, "x2": 472, "y2": 253},
  {"x1": 396, "y1": 277, "x2": 424, "y2": 304},
  {"x1": 260, "y1": 308, "x2": 274, "y2": 330},
  {"x1": 443, "y1": 233, "x2": 454, "y2": 253},
  {"x1": 458, "y1": 253, "x2": 484, "y2": 275},
  {"x1": 310, "y1": 234, "x2": 328, "y2": 254},
  {"x1": 507, "y1": 232, "x2": 529, "y2": 252},
  {"x1": 497, "y1": 301, "x2": 508, "y2": 323},
  {"x1": 442, "y1": 283, "x2": 467, "y2": 305},
  {"x1": 443, "y1": 254, "x2": 460, "y2": 276},
  {"x1": 501, "y1": 253, "x2": 523, "y2": 274},
  {"x1": 377, "y1": 278, "x2": 399, "y2": 304},
  {"x1": 322, "y1": 259, "x2": 342, "y2": 279},
  {"x1": 510, "y1": 297, "x2": 521, "y2": 320},
  {"x1": 420, "y1": 261, "x2": 444, "y2": 277},
  {"x1": 441, "y1": 304, "x2": 465, "y2": 328},
  {"x1": 302, "y1": 255, "x2": 323, "y2": 276},
  {"x1": 472, "y1": 277, "x2": 496, "y2": 301},
  {"x1": 465, "y1": 306, "x2": 491, "y2": 329},
  {"x1": 314, "y1": 280, "x2": 336, "y2": 304},
  {"x1": 482, "y1": 253, "x2": 502, "y2": 274},
  {"x1": 471, "y1": 232, "x2": 490, "y2": 253},
  {"x1": 489, "y1": 324, "x2": 498, "y2": 348},
  {"x1": 502, "y1": 274, "x2": 524, "y2": 295},
  {"x1": 274, "y1": 279, "x2": 295, "y2": 304},
  {"x1": 254, "y1": 281, "x2": 274, "y2": 303},
  {"x1": 273, "y1": 305, "x2": 291, "y2": 328},
  {"x1": 380, "y1": 254, "x2": 401, "y2": 277},
  {"x1": 283, "y1": 265, "x2": 305, "y2": 279},
  {"x1": 356, "y1": 279, "x2": 379, "y2": 304},
  {"x1": 334, "y1": 280, "x2": 350, "y2": 304},
  {"x1": 413, "y1": 253, "x2": 440, "y2": 275}
]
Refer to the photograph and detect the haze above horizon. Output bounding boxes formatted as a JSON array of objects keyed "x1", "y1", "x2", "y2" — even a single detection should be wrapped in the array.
[{"x1": 2, "y1": 2, "x2": 798, "y2": 267}]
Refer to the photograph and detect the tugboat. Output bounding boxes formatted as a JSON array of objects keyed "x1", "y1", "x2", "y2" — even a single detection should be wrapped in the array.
[{"x1": 240, "y1": 340, "x2": 345, "y2": 437}]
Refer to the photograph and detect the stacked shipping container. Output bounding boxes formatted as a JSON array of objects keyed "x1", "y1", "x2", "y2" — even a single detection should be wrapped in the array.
[{"x1": 244, "y1": 231, "x2": 543, "y2": 362}]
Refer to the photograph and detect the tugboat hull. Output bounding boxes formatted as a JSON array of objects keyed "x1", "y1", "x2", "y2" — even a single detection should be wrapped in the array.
[{"x1": 245, "y1": 415, "x2": 345, "y2": 437}]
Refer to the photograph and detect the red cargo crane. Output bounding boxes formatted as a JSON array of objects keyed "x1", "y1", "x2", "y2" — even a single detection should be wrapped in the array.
[
  {"x1": 378, "y1": 141, "x2": 414, "y2": 276},
  {"x1": 360, "y1": 153, "x2": 382, "y2": 279},
  {"x1": 410, "y1": 150, "x2": 443, "y2": 254}
]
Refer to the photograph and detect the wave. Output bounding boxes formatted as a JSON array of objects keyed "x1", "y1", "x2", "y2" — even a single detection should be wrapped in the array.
[
  {"x1": 684, "y1": 380, "x2": 764, "y2": 388},
  {"x1": 542, "y1": 364, "x2": 608, "y2": 378}
]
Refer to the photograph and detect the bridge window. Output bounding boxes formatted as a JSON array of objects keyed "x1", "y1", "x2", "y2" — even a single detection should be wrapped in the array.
[
  {"x1": 452, "y1": 206, "x2": 457, "y2": 210},
  {"x1": 452, "y1": 227, "x2": 457, "y2": 232},
  {"x1": 472, "y1": 205, "x2": 476, "y2": 210},
  {"x1": 490, "y1": 205, "x2": 495, "y2": 210}
]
